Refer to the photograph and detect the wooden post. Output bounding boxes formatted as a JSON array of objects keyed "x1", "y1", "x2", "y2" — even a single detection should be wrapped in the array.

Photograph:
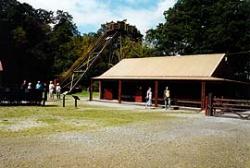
[
  {"x1": 201, "y1": 81, "x2": 206, "y2": 110},
  {"x1": 204, "y1": 96, "x2": 208, "y2": 115},
  {"x1": 154, "y1": 80, "x2": 159, "y2": 107},
  {"x1": 72, "y1": 95, "x2": 80, "y2": 108},
  {"x1": 207, "y1": 93, "x2": 213, "y2": 116},
  {"x1": 118, "y1": 80, "x2": 122, "y2": 103},
  {"x1": 74, "y1": 97, "x2": 78, "y2": 107},
  {"x1": 99, "y1": 80, "x2": 102, "y2": 99},
  {"x1": 63, "y1": 94, "x2": 66, "y2": 107},
  {"x1": 89, "y1": 79, "x2": 93, "y2": 101}
]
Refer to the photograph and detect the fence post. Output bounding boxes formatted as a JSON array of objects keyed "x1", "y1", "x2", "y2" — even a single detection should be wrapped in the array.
[
  {"x1": 72, "y1": 95, "x2": 80, "y2": 108},
  {"x1": 63, "y1": 94, "x2": 66, "y2": 107},
  {"x1": 89, "y1": 80, "x2": 93, "y2": 101},
  {"x1": 207, "y1": 93, "x2": 213, "y2": 116},
  {"x1": 62, "y1": 91, "x2": 68, "y2": 107},
  {"x1": 205, "y1": 96, "x2": 208, "y2": 115}
]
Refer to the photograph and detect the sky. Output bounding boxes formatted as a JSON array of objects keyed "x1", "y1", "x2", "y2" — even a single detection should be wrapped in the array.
[{"x1": 18, "y1": 0, "x2": 177, "y2": 35}]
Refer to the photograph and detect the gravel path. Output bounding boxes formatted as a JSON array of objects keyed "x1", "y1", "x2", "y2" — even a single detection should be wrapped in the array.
[{"x1": 1, "y1": 113, "x2": 250, "y2": 168}]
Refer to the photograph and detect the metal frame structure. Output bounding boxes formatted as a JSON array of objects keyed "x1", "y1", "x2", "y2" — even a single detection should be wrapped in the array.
[{"x1": 59, "y1": 21, "x2": 142, "y2": 93}]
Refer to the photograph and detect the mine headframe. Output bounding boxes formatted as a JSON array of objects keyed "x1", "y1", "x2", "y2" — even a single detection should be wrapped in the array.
[
  {"x1": 60, "y1": 20, "x2": 142, "y2": 93},
  {"x1": 101, "y1": 20, "x2": 143, "y2": 41}
]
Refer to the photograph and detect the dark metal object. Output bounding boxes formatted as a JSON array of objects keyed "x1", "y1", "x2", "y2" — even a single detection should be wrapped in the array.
[
  {"x1": 72, "y1": 95, "x2": 80, "y2": 108},
  {"x1": 63, "y1": 95, "x2": 66, "y2": 107},
  {"x1": 62, "y1": 91, "x2": 68, "y2": 107},
  {"x1": 89, "y1": 80, "x2": 93, "y2": 101}
]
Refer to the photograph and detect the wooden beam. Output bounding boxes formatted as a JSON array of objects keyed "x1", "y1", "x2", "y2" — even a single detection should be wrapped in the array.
[
  {"x1": 89, "y1": 79, "x2": 93, "y2": 101},
  {"x1": 201, "y1": 81, "x2": 206, "y2": 109},
  {"x1": 154, "y1": 80, "x2": 159, "y2": 107},
  {"x1": 99, "y1": 80, "x2": 102, "y2": 99},
  {"x1": 118, "y1": 80, "x2": 122, "y2": 103}
]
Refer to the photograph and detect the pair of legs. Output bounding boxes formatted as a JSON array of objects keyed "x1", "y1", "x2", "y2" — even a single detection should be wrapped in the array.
[
  {"x1": 49, "y1": 91, "x2": 54, "y2": 100},
  {"x1": 56, "y1": 92, "x2": 60, "y2": 100},
  {"x1": 145, "y1": 98, "x2": 152, "y2": 108},
  {"x1": 165, "y1": 98, "x2": 171, "y2": 109}
]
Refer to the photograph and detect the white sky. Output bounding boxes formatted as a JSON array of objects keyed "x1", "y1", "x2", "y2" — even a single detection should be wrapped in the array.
[{"x1": 18, "y1": 0, "x2": 176, "y2": 35}]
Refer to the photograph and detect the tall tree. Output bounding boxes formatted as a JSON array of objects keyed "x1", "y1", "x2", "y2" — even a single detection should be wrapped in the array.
[
  {"x1": 0, "y1": 0, "x2": 80, "y2": 86},
  {"x1": 0, "y1": 0, "x2": 54, "y2": 85},
  {"x1": 146, "y1": 0, "x2": 250, "y2": 55},
  {"x1": 49, "y1": 10, "x2": 80, "y2": 76}
]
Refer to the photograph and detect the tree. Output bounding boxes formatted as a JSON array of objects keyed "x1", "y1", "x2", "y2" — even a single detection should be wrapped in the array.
[
  {"x1": 49, "y1": 10, "x2": 80, "y2": 76},
  {"x1": 0, "y1": 0, "x2": 55, "y2": 85},
  {"x1": 0, "y1": 0, "x2": 81, "y2": 86},
  {"x1": 117, "y1": 37, "x2": 153, "y2": 60},
  {"x1": 146, "y1": 0, "x2": 250, "y2": 55}
]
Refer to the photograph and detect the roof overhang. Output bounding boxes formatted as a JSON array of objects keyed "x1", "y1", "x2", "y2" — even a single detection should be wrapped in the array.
[
  {"x1": 93, "y1": 76, "x2": 249, "y2": 84},
  {"x1": 95, "y1": 53, "x2": 226, "y2": 80}
]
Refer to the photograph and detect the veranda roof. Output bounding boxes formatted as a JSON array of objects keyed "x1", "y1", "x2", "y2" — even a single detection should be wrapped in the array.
[{"x1": 95, "y1": 53, "x2": 226, "y2": 81}]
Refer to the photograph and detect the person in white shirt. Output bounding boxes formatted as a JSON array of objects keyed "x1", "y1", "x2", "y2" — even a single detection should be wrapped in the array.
[
  {"x1": 48, "y1": 81, "x2": 55, "y2": 100},
  {"x1": 56, "y1": 83, "x2": 61, "y2": 100},
  {"x1": 145, "y1": 87, "x2": 152, "y2": 108}
]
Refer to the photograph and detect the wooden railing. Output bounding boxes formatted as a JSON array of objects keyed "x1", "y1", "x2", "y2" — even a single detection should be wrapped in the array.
[
  {"x1": 0, "y1": 88, "x2": 46, "y2": 106},
  {"x1": 206, "y1": 94, "x2": 250, "y2": 119},
  {"x1": 174, "y1": 99, "x2": 201, "y2": 108}
]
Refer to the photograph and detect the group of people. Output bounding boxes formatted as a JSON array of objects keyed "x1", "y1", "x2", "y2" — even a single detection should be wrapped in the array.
[
  {"x1": 48, "y1": 81, "x2": 61, "y2": 100},
  {"x1": 21, "y1": 80, "x2": 45, "y2": 92},
  {"x1": 145, "y1": 86, "x2": 171, "y2": 110},
  {"x1": 19, "y1": 80, "x2": 47, "y2": 105},
  {"x1": 21, "y1": 80, "x2": 62, "y2": 100}
]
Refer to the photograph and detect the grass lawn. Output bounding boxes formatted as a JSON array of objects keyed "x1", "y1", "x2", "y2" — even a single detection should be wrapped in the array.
[
  {"x1": 2, "y1": 95, "x2": 250, "y2": 168},
  {"x1": 0, "y1": 98, "x2": 174, "y2": 137},
  {"x1": 73, "y1": 90, "x2": 99, "y2": 98}
]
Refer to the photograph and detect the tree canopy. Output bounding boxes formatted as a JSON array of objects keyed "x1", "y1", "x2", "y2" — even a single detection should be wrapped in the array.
[
  {"x1": 0, "y1": 0, "x2": 149, "y2": 87},
  {"x1": 0, "y1": 0, "x2": 79, "y2": 86},
  {"x1": 146, "y1": 0, "x2": 250, "y2": 55},
  {"x1": 1, "y1": 0, "x2": 250, "y2": 87}
]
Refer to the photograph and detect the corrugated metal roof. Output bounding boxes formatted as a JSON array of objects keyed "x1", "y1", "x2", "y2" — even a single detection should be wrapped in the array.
[{"x1": 95, "y1": 53, "x2": 225, "y2": 80}]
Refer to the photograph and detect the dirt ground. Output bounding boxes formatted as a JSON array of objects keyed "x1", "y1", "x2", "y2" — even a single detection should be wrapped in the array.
[{"x1": 1, "y1": 101, "x2": 250, "y2": 168}]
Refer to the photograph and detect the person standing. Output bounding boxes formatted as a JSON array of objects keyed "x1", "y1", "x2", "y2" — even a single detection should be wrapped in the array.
[
  {"x1": 35, "y1": 81, "x2": 43, "y2": 105},
  {"x1": 26, "y1": 82, "x2": 33, "y2": 104},
  {"x1": 145, "y1": 87, "x2": 152, "y2": 108},
  {"x1": 20, "y1": 80, "x2": 28, "y2": 103},
  {"x1": 55, "y1": 83, "x2": 61, "y2": 100},
  {"x1": 164, "y1": 86, "x2": 171, "y2": 110},
  {"x1": 27, "y1": 82, "x2": 32, "y2": 90},
  {"x1": 42, "y1": 82, "x2": 47, "y2": 106},
  {"x1": 20, "y1": 80, "x2": 27, "y2": 90},
  {"x1": 48, "y1": 81, "x2": 55, "y2": 100},
  {"x1": 35, "y1": 81, "x2": 42, "y2": 90}
]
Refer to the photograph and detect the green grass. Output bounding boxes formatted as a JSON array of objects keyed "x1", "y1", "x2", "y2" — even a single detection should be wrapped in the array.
[
  {"x1": 73, "y1": 90, "x2": 99, "y2": 98},
  {"x1": 37, "y1": 118, "x2": 60, "y2": 124},
  {"x1": 0, "y1": 120, "x2": 13, "y2": 126},
  {"x1": 0, "y1": 101, "x2": 175, "y2": 137}
]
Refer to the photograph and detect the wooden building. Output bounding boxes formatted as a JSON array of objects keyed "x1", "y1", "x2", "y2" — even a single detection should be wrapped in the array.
[{"x1": 91, "y1": 53, "x2": 250, "y2": 109}]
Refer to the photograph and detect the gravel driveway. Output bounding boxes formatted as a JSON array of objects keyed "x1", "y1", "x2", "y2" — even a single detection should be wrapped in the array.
[{"x1": 1, "y1": 112, "x2": 250, "y2": 168}]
